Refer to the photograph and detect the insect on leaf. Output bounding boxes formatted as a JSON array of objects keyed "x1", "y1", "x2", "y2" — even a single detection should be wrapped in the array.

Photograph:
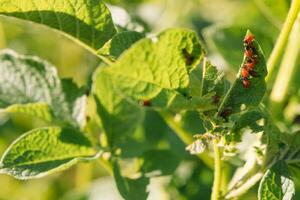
[
  {"x1": 218, "y1": 30, "x2": 268, "y2": 119},
  {"x1": 99, "y1": 28, "x2": 214, "y2": 111}
]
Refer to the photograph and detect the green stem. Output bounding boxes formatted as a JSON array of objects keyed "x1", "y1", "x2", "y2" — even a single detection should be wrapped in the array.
[
  {"x1": 269, "y1": 12, "x2": 300, "y2": 115},
  {"x1": 159, "y1": 111, "x2": 214, "y2": 169},
  {"x1": 221, "y1": 164, "x2": 230, "y2": 195},
  {"x1": 200, "y1": 57, "x2": 207, "y2": 97},
  {"x1": 0, "y1": 22, "x2": 6, "y2": 48},
  {"x1": 225, "y1": 172, "x2": 264, "y2": 199},
  {"x1": 99, "y1": 155, "x2": 113, "y2": 175},
  {"x1": 211, "y1": 139, "x2": 222, "y2": 200},
  {"x1": 76, "y1": 43, "x2": 114, "y2": 66},
  {"x1": 97, "y1": 53, "x2": 114, "y2": 66},
  {"x1": 266, "y1": 0, "x2": 300, "y2": 82}
]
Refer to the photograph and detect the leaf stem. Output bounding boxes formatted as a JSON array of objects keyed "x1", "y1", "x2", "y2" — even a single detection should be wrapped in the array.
[
  {"x1": 266, "y1": 0, "x2": 300, "y2": 82},
  {"x1": 97, "y1": 53, "x2": 114, "y2": 66},
  {"x1": 159, "y1": 111, "x2": 214, "y2": 169},
  {"x1": 200, "y1": 57, "x2": 207, "y2": 97},
  {"x1": 0, "y1": 22, "x2": 6, "y2": 48},
  {"x1": 211, "y1": 139, "x2": 222, "y2": 200},
  {"x1": 269, "y1": 12, "x2": 300, "y2": 115},
  {"x1": 225, "y1": 172, "x2": 264, "y2": 199},
  {"x1": 99, "y1": 155, "x2": 113, "y2": 175}
]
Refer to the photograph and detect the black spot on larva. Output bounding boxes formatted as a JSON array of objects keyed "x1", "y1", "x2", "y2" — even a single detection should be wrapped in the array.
[{"x1": 249, "y1": 70, "x2": 259, "y2": 78}]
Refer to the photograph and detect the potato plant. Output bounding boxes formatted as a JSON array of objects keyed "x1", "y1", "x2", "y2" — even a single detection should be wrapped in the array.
[{"x1": 0, "y1": 0, "x2": 299, "y2": 200}]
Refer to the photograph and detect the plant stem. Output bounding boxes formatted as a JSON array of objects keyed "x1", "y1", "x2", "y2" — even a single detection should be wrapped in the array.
[
  {"x1": 211, "y1": 139, "x2": 222, "y2": 200},
  {"x1": 159, "y1": 111, "x2": 214, "y2": 169},
  {"x1": 0, "y1": 22, "x2": 6, "y2": 48},
  {"x1": 97, "y1": 54, "x2": 114, "y2": 66},
  {"x1": 269, "y1": 12, "x2": 300, "y2": 115},
  {"x1": 99, "y1": 155, "x2": 113, "y2": 175},
  {"x1": 199, "y1": 57, "x2": 207, "y2": 96},
  {"x1": 266, "y1": 0, "x2": 300, "y2": 82},
  {"x1": 225, "y1": 172, "x2": 264, "y2": 199}
]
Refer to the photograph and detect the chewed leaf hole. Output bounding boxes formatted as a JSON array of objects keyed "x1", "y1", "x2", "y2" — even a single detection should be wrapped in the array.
[{"x1": 182, "y1": 49, "x2": 195, "y2": 66}]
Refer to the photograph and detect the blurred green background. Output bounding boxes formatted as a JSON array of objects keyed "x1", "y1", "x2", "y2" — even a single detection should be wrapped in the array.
[{"x1": 0, "y1": 0, "x2": 299, "y2": 199}]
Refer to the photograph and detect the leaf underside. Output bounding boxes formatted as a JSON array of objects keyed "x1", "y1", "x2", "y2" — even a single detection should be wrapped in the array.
[
  {"x1": 258, "y1": 161, "x2": 295, "y2": 200},
  {"x1": 0, "y1": 49, "x2": 86, "y2": 127}
]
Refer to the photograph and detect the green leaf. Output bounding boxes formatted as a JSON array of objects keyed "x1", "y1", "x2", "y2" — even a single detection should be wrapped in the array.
[
  {"x1": 100, "y1": 28, "x2": 211, "y2": 111},
  {"x1": 140, "y1": 149, "x2": 180, "y2": 176},
  {"x1": 258, "y1": 161, "x2": 295, "y2": 200},
  {"x1": 92, "y1": 68, "x2": 144, "y2": 148},
  {"x1": 261, "y1": 116, "x2": 285, "y2": 167},
  {"x1": 230, "y1": 108, "x2": 264, "y2": 134},
  {"x1": 3, "y1": 103, "x2": 53, "y2": 122},
  {"x1": 117, "y1": 110, "x2": 168, "y2": 158},
  {"x1": 98, "y1": 31, "x2": 144, "y2": 61},
  {"x1": 201, "y1": 61, "x2": 227, "y2": 99},
  {"x1": 0, "y1": 0, "x2": 116, "y2": 51},
  {"x1": 0, "y1": 127, "x2": 96, "y2": 179},
  {"x1": 281, "y1": 132, "x2": 300, "y2": 168},
  {"x1": 204, "y1": 26, "x2": 273, "y2": 72},
  {"x1": 113, "y1": 160, "x2": 149, "y2": 200},
  {"x1": 0, "y1": 50, "x2": 86, "y2": 127},
  {"x1": 180, "y1": 111, "x2": 206, "y2": 134},
  {"x1": 217, "y1": 30, "x2": 268, "y2": 118}
]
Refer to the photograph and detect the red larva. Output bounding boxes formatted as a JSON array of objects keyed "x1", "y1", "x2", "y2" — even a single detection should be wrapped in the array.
[
  {"x1": 243, "y1": 33, "x2": 255, "y2": 45},
  {"x1": 244, "y1": 49, "x2": 253, "y2": 58},
  {"x1": 240, "y1": 32, "x2": 259, "y2": 89},
  {"x1": 242, "y1": 78, "x2": 250, "y2": 88},
  {"x1": 241, "y1": 67, "x2": 249, "y2": 78},
  {"x1": 245, "y1": 61, "x2": 255, "y2": 70}
]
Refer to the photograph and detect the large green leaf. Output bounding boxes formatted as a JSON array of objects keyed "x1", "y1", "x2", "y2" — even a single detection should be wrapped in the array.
[
  {"x1": 0, "y1": 0, "x2": 116, "y2": 51},
  {"x1": 217, "y1": 30, "x2": 268, "y2": 118},
  {"x1": 92, "y1": 68, "x2": 144, "y2": 148},
  {"x1": 258, "y1": 161, "x2": 295, "y2": 200},
  {"x1": 0, "y1": 127, "x2": 96, "y2": 179},
  {"x1": 230, "y1": 108, "x2": 264, "y2": 134},
  {"x1": 0, "y1": 50, "x2": 86, "y2": 127},
  {"x1": 4, "y1": 103, "x2": 53, "y2": 122},
  {"x1": 100, "y1": 28, "x2": 213, "y2": 111},
  {"x1": 98, "y1": 31, "x2": 144, "y2": 61},
  {"x1": 113, "y1": 160, "x2": 149, "y2": 200},
  {"x1": 140, "y1": 149, "x2": 180, "y2": 176},
  {"x1": 204, "y1": 26, "x2": 273, "y2": 72},
  {"x1": 281, "y1": 132, "x2": 300, "y2": 168}
]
